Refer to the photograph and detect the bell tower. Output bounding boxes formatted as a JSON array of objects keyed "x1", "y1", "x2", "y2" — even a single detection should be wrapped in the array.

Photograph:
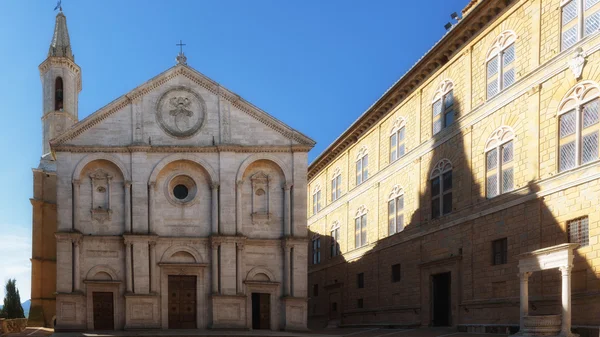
[{"x1": 38, "y1": 9, "x2": 81, "y2": 156}]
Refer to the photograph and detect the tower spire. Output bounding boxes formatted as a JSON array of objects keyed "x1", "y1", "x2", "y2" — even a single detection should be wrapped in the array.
[{"x1": 48, "y1": 11, "x2": 73, "y2": 60}]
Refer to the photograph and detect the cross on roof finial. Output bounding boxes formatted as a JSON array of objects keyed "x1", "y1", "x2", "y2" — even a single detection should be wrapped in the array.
[
  {"x1": 54, "y1": 0, "x2": 62, "y2": 12},
  {"x1": 176, "y1": 40, "x2": 187, "y2": 65}
]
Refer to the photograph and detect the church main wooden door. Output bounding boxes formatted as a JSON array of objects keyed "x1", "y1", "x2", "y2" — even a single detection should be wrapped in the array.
[
  {"x1": 92, "y1": 292, "x2": 114, "y2": 330},
  {"x1": 168, "y1": 275, "x2": 197, "y2": 329},
  {"x1": 251, "y1": 293, "x2": 270, "y2": 330}
]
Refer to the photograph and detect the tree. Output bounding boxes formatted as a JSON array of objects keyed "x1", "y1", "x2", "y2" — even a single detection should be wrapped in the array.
[{"x1": 1, "y1": 279, "x2": 25, "y2": 319}]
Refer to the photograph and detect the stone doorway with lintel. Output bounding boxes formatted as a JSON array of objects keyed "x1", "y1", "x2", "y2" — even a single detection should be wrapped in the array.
[{"x1": 515, "y1": 243, "x2": 579, "y2": 337}]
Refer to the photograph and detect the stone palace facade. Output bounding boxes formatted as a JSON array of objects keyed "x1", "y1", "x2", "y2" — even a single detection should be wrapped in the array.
[
  {"x1": 307, "y1": 0, "x2": 600, "y2": 331},
  {"x1": 29, "y1": 10, "x2": 314, "y2": 331}
]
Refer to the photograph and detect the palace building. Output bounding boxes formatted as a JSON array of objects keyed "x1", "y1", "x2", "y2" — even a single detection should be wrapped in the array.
[
  {"x1": 307, "y1": 0, "x2": 600, "y2": 330},
  {"x1": 29, "y1": 9, "x2": 314, "y2": 331}
]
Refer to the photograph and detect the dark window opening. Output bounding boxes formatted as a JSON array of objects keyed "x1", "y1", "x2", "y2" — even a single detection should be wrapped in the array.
[
  {"x1": 357, "y1": 298, "x2": 364, "y2": 309},
  {"x1": 392, "y1": 264, "x2": 401, "y2": 282},
  {"x1": 55, "y1": 77, "x2": 64, "y2": 111},
  {"x1": 313, "y1": 284, "x2": 318, "y2": 297},
  {"x1": 173, "y1": 184, "x2": 189, "y2": 200},
  {"x1": 357, "y1": 273, "x2": 364, "y2": 289},
  {"x1": 492, "y1": 238, "x2": 508, "y2": 265}
]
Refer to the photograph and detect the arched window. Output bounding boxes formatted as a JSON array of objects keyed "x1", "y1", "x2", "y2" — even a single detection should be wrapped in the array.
[
  {"x1": 330, "y1": 221, "x2": 341, "y2": 257},
  {"x1": 390, "y1": 117, "x2": 407, "y2": 162},
  {"x1": 430, "y1": 159, "x2": 453, "y2": 219},
  {"x1": 432, "y1": 80, "x2": 455, "y2": 135},
  {"x1": 486, "y1": 31, "x2": 517, "y2": 99},
  {"x1": 312, "y1": 234, "x2": 321, "y2": 265},
  {"x1": 331, "y1": 167, "x2": 342, "y2": 201},
  {"x1": 558, "y1": 81, "x2": 600, "y2": 172},
  {"x1": 354, "y1": 206, "x2": 368, "y2": 248},
  {"x1": 485, "y1": 126, "x2": 515, "y2": 198},
  {"x1": 312, "y1": 184, "x2": 322, "y2": 215},
  {"x1": 356, "y1": 146, "x2": 369, "y2": 185},
  {"x1": 561, "y1": 0, "x2": 600, "y2": 51},
  {"x1": 388, "y1": 185, "x2": 405, "y2": 235},
  {"x1": 55, "y1": 77, "x2": 64, "y2": 111}
]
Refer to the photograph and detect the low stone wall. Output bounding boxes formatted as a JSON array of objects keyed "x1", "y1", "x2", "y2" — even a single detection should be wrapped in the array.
[{"x1": 0, "y1": 318, "x2": 28, "y2": 334}]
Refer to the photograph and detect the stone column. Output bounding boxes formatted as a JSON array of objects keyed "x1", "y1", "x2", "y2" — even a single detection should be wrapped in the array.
[
  {"x1": 73, "y1": 237, "x2": 81, "y2": 292},
  {"x1": 236, "y1": 242, "x2": 245, "y2": 294},
  {"x1": 283, "y1": 183, "x2": 292, "y2": 236},
  {"x1": 212, "y1": 242, "x2": 219, "y2": 294},
  {"x1": 107, "y1": 176, "x2": 113, "y2": 210},
  {"x1": 149, "y1": 241, "x2": 157, "y2": 293},
  {"x1": 560, "y1": 266, "x2": 573, "y2": 337},
  {"x1": 283, "y1": 244, "x2": 291, "y2": 296},
  {"x1": 519, "y1": 272, "x2": 532, "y2": 332},
  {"x1": 72, "y1": 180, "x2": 80, "y2": 231},
  {"x1": 148, "y1": 182, "x2": 155, "y2": 233},
  {"x1": 124, "y1": 181, "x2": 131, "y2": 233},
  {"x1": 211, "y1": 183, "x2": 219, "y2": 234},
  {"x1": 125, "y1": 241, "x2": 133, "y2": 293},
  {"x1": 236, "y1": 181, "x2": 243, "y2": 235}
]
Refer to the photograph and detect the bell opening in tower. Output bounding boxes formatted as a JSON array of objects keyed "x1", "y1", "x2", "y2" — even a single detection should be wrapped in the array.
[{"x1": 55, "y1": 77, "x2": 63, "y2": 111}]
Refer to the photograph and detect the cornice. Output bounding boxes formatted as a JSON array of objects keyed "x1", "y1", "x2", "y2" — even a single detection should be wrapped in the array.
[
  {"x1": 52, "y1": 144, "x2": 312, "y2": 153},
  {"x1": 307, "y1": 0, "x2": 515, "y2": 179},
  {"x1": 50, "y1": 65, "x2": 315, "y2": 148}
]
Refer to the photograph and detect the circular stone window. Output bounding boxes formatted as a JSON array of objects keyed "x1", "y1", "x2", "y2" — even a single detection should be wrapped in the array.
[{"x1": 168, "y1": 175, "x2": 197, "y2": 204}]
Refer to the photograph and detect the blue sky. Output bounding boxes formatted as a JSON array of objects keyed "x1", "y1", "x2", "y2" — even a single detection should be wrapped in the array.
[{"x1": 0, "y1": 0, "x2": 468, "y2": 302}]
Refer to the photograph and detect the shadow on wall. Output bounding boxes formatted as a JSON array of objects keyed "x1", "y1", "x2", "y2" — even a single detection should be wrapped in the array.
[{"x1": 307, "y1": 88, "x2": 599, "y2": 329}]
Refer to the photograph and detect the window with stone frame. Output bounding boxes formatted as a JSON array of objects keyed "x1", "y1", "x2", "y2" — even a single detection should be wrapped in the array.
[
  {"x1": 430, "y1": 159, "x2": 453, "y2": 219},
  {"x1": 354, "y1": 206, "x2": 368, "y2": 248},
  {"x1": 492, "y1": 238, "x2": 508, "y2": 265},
  {"x1": 356, "y1": 147, "x2": 369, "y2": 185},
  {"x1": 432, "y1": 80, "x2": 455, "y2": 135},
  {"x1": 391, "y1": 264, "x2": 401, "y2": 283},
  {"x1": 312, "y1": 236, "x2": 321, "y2": 265},
  {"x1": 312, "y1": 184, "x2": 322, "y2": 215},
  {"x1": 357, "y1": 272, "x2": 365, "y2": 288},
  {"x1": 313, "y1": 284, "x2": 319, "y2": 297},
  {"x1": 331, "y1": 168, "x2": 342, "y2": 201},
  {"x1": 486, "y1": 31, "x2": 517, "y2": 99},
  {"x1": 558, "y1": 81, "x2": 600, "y2": 172},
  {"x1": 388, "y1": 186, "x2": 405, "y2": 235},
  {"x1": 485, "y1": 126, "x2": 515, "y2": 198},
  {"x1": 568, "y1": 217, "x2": 589, "y2": 247},
  {"x1": 561, "y1": 0, "x2": 600, "y2": 51},
  {"x1": 330, "y1": 221, "x2": 341, "y2": 257},
  {"x1": 390, "y1": 118, "x2": 407, "y2": 162}
]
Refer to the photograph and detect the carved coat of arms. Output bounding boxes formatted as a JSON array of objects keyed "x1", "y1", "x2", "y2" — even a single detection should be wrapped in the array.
[{"x1": 156, "y1": 88, "x2": 206, "y2": 138}]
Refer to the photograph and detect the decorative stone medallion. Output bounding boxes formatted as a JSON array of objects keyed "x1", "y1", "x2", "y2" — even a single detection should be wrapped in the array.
[{"x1": 156, "y1": 87, "x2": 206, "y2": 138}]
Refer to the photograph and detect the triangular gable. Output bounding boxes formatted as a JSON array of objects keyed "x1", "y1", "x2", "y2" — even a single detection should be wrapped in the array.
[{"x1": 50, "y1": 64, "x2": 315, "y2": 147}]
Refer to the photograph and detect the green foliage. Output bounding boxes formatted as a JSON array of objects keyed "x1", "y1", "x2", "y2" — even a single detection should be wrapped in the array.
[{"x1": 1, "y1": 279, "x2": 25, "y2": 319}]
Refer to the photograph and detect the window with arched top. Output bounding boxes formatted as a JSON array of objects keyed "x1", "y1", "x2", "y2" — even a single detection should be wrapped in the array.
[
  {"x1": 430, "y1": 159, "x2": 453, "y2": 218},
  {"x1": 356, "y1": 147, "x2": 369, "y2": 185},
  {"x1": 388, "y1": 185, "x2": 405, "y2": 235},
  {"x1": 486, "y1": 31, "x2": 517, "y2": 99},
  {"x1": 331, "y1": 167, "x2": 342, "y2": 201},
  {"x1": 390, "y1": 117, "x2": 407, "y2": 162},
  {"x1": 312, "y1": 234, "x2": 321, "y2": 265},
  {"x1": 432, "y1": 80, "x2": 455, "y2": 135},
  {"x1": 330, "y1": 221, "x2": 341, "y2": 257},
  {"x1": 485, "y1": 126, "x2": 515, "y2": 198},
  {"x1": 558, "y1": 81, "x2": 600, "y2": 172},
  {"x1": 312, "y1": 184, "x2": 322, "y2": 215},
  {"x1": 55, "y1": 77, "x2": 64, "y2": 111},
  {"x1": 561, "y1": 0, "x2": 600, "y2": 51},
  {"x1": 355, "y1": 206, "x2": 368, "y2": 248}
]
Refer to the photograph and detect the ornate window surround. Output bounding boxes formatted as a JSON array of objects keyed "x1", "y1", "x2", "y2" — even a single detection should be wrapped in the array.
[
  {"x1": 330, "y1": 221, "x2": 341, "y2": 257},
  {"x1": 432, "y1": 80, "x2": 456, "y2": 135},
  {"x1": 312, "y1": 183, "x2": 322, "y2": 215},
  {"x1": 356, "y1": 146, "x2": 369, "y2": 185},
  {"x1": 331, "y1": 167, "x2": 342, "y2": 202},
  {"x1": 388, "y1": 185, "x2": 405, "y2": 236},
  {"x1": 354, "y1": 206, "x2": 368, "y2": 248},
  {"x1": 557, "y1": 80, "x2": 600, "y2": 172},
  {"x1": 486, "y1": 30, "x2": 517, "y2": 99},
  {"x1": 390, "y1": 117, "x2": 407, "y2": 162},
  {"x1": 560, "y1": 0, "x2": 600, "y2": 51},
  {"x1": 312, "y1": 234, "x2": 321, "y2": 265},
  {"x1": 430, "y1": 159, "x2": 453, "y2": 219},
  {"x1": 484, "y1": 126, "x2": 516, "y2": 198}
]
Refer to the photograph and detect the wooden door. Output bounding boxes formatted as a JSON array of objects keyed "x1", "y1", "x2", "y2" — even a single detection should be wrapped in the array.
[
  {"x1": 259, "y1": 293, "x2": 270, "y2": 329},
  {"x1": 329, "y1": 292, "x2": 341, "y2": 320},
  {"x1": 168, "y1": 275, "x2": 197, "y2": 329},
  {"x1": 93, "y1": 292, "x2": 114, "y2": 330}
]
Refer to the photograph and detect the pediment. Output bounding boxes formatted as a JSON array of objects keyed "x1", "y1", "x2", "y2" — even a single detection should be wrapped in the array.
[{"x1": 50, "y1": 64, "x2": 315, "y2": 149}]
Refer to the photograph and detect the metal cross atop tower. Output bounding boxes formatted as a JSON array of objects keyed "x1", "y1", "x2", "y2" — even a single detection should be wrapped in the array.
[
  {"x1": 176, "y1": 40, "x2": 188, "y2": 65},
  {"x1": 177, "y1": 40, "x2": 186, "y2": 55}
]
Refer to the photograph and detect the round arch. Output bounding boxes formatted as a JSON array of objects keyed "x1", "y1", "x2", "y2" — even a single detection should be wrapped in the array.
[
  {"x1": 85, "y1": 265, "x2": 119, "y2": 281},
  {"x1": 160, "y1": 245, "x2": 204, "y2": 264},
  {"x1": 236, "y1": 153, "x2": 292, "y2": 184},
  {"x1": 72, "y1": 153, "x2": 130, "y2": 181},
  {"x1": 148, "y1": 153, "x2": 218, "y2": 185},
  {"x1": 246, "y1": 266, "x2": 277, "y2": 282}
]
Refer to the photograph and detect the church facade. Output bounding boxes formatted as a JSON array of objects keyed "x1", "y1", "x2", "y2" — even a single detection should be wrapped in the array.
[{"x1": 29, "y1": 11, "x2": 314, "y2": 331}]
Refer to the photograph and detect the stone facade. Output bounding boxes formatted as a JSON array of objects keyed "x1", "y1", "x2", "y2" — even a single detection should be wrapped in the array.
[
  {"x1": 32, "y1": 11, "x2": 315, "y2": 331},
  {"x1": 307, "y1": 0, "x2": 600, "y2": 329}
]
